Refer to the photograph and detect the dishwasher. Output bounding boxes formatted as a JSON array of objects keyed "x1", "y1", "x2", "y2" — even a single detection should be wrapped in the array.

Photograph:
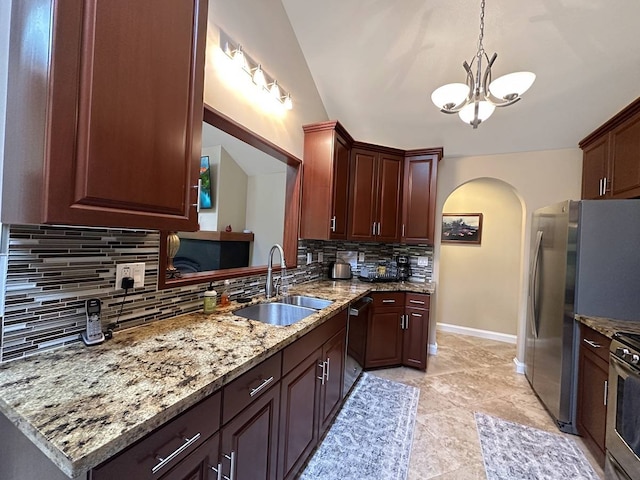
[{"x1": 343, "y1": 296, "x2": 372, "y2": 397}]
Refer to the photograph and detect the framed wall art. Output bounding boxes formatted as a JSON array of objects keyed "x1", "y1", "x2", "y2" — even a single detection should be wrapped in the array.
[
  {"x1": 199, "y1": 156, "x2": 213, "y2": 209},
  {"x1": 441, "y1": 213, "x2": 483, "y2": 244}
]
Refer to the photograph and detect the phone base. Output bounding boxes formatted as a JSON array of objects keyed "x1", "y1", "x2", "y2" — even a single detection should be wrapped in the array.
[{"x1": 82, "y1": 331, "x2": 105, "y2": 346}]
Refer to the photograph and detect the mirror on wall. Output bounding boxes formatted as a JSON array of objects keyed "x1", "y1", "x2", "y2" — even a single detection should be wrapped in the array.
[{"x1": 158, "y1": 105, "x2": 301, "y2": 289}]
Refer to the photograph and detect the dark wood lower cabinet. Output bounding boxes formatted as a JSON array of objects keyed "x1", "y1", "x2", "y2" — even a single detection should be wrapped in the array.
[
  {"x1": 319, "y1": 329, "x2": 346, "y2": 432},
  {"x1": 160, "y1": 433, "x2": 219, "y2": 480},
  {"x1": 220, "y1": 384, "x2": 280, "y2": 480},
  {"x1": 576, "y1": 324, "x2": 611, "y2": 467},
  {"x1": 364, "y1": 292, "x2": 430, "y2": 371},
  {"x1": 403, "y1": 307, "x2": 429, "y2": 370},
  {"x1": 278, "y1": 347, "x2": 322, "y2": 480},
  {"x1": 365, "y1": 307, "x2": 403, "y2": 368}
]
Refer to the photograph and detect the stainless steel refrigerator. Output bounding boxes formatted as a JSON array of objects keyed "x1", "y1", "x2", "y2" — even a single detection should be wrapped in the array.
[{"x1": 525, "y1": 199, "x2": 640, "y2": 434}]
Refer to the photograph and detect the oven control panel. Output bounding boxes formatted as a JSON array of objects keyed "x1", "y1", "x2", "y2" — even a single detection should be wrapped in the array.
[{"x1": 614, "y1": 346, "x2": 640, "y2": 365}]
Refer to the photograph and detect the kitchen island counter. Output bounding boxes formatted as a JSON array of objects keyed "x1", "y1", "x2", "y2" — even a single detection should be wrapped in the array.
[{"x1": 0, "y1": 279, "x2": 433, "y2": 478}]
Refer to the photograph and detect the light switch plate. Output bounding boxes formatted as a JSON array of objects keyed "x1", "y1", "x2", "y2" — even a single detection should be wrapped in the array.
[
  {"x1": 358, "y1": 252, "x2": 365, "y2": 262},
  {"x1": 306, "y1": 253, "x2": 312, "y2": 265},
  {"x1": 417, "y1": 256, "x2": 429, "y2": 267},
  {"x1": 115, "y1": 262, "x2": 145, "y2": 290},
  {"x1": 317, "y1": 252, "x2": 324, "y2": 263}
]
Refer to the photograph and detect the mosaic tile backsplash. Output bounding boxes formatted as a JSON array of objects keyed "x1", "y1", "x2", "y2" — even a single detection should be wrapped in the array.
[{"x1": 0, "y1": 225, "x2": 433, "y2": 363}]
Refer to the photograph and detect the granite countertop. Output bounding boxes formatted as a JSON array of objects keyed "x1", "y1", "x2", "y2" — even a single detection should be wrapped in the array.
[
  {"x1": 0, "y1": 279, "x2": 433, "y2": 478},
  {"x1": 575, "y1": 314, "x2": 640, "y2": 339}
]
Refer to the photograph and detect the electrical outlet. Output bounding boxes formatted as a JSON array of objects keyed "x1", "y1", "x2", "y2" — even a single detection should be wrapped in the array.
[
  {"x1": 306, "y1": 253, "x2": 313, "y2": 265},
  {"x1": 115, "y1": 262, "x2": 145, "y2": 290},
  {"x1": 317, "y1": 252, "x2": 323, "y2": 263},
  {"x1": 417, "y1": 256, "x2": 429, "y2": 267},
  {"x1": 358, "y1": 252, "x2": 365, "y2": 262}
]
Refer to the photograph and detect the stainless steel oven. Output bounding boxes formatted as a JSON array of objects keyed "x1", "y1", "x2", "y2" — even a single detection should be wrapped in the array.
[{"x1": 606, "y1": 333, "x2": 640, "y2": 480}]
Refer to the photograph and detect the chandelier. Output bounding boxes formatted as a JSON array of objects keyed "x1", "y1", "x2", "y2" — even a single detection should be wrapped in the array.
[{"x1": 431, "y1": 0, "x2": 535, "y2": 128}]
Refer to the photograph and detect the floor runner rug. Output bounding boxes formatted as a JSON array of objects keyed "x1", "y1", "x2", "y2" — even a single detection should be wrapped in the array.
[
  {"x1": 300, "y1": 372, "x2": 420, "y2": 480},
  {"x1": 475, "y1": 412, "x2": 600, "y2": 480}
]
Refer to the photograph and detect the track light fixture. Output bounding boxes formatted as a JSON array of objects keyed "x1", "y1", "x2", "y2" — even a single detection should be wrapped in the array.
[{"x1": 220, "y1": 30, "x2": 294, "y2": 111}]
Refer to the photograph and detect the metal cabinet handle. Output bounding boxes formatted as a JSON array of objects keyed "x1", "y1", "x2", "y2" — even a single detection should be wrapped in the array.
[
  {"x1": 411, "y1": 312, "x2": 422, "y2": 317},
  {"x1": 604, "y1": 380, "x2": 608, "y2": 406},
  {"x1": 330, "y1": 216, "x2": 336, "y2": 232},
  {"x1": 377, "y1": 222, "x2": 381, "y2": 235},
  {"x1": 191, "y1": 179, "x2": 202, "y2": 212},
  {"x1": 598, "y1": 178, "x2": 603, "y2": 196},
  {"x1": 372, "y1": 222, "x2": 376, "y2": 236},
  {"x1": 409, "y1": 299, "x2": 425, "y2": 305},
  {"x1": 583, "y1": 338, "x2": 601, "y2": 348},
  {"x1": 325, "y1": 357, "x2": 330, "y2": 382},
  {"x1": 152, "y1": 432, "x2": 201, "y2": 474},
  {"x1": 249, "y1": 376, "x2": 274, "y2": 397},
  {"x1": 223, "y1": 451, "x2": 236, "y2": 480},
  {"x1": 402, "y1": 224, "x2": 405, "y2": 237},
  {"x1": 210, "y1": 463, "x2": 223, "y2": 480},
  {"x1": 317, "y1": 361, "x2": 326, "y2": 385},
  {"x1": 603, "y1": 177, "x2": 609, "y2": 194},
  {"x1": 382, "y1": 299, "x2": 396, "y2": 303}
]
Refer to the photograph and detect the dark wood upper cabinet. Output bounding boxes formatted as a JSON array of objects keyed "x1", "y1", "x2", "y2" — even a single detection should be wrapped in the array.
[
  {"x1": 301, "y1": 121, "x2": 442, "y2": 245},
  {"x1": 402, "y1": 149, "x2": 442, "y2": 244},
  {"x1": 580, "y1": 97, "x2": 640, "y2": 200},
  {"x1": 300, "y1": 121, "x2": 353, "y2": 240},
  {"x1": 348, "y1": 146, "x2": 404, "y2": 243},
  {"x1": 3, "y1": 0, "x2": 207, "y2": 230}
]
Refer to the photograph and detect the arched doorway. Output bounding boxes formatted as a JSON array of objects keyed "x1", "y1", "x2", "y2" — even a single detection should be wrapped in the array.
[{"x1": 436, "y1": 178, "x2": 524, "y2": 342}]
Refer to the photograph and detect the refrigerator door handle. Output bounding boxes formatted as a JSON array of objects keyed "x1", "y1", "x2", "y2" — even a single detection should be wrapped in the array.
[{"x1": 530, "y1": 230, "x2": 543, "y2": 338}]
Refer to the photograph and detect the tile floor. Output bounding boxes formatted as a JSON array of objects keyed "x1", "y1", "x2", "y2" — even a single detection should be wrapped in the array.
[{"x1": 371, "y1": 331, "x2": 605, "y2": 480}]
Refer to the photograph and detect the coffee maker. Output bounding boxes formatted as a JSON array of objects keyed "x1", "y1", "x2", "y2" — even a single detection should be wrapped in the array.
[{"x1": 396, "y1": 255, "x2": 411, "y2": 281}]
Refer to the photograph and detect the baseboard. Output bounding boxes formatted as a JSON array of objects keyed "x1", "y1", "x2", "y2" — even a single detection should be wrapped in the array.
[
  {"x1": 436, "y1": 322, "x2": 517, "y2": 344},
  {"x1": 428, "y1": 342, "x2": 438, "y2": 355},
  {"x1": 513, "y1": 357, "x2": 526, "y2": 375}
]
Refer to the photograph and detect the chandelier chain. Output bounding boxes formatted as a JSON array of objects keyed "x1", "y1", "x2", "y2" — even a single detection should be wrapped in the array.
[{"x1": 477, "y1": 0, "x2": 485, "y2": 57}]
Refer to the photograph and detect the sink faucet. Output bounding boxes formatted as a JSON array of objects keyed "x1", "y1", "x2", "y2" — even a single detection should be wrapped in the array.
[{"x1": 265, "y1": 244, "x2": 286, "y2": 298}]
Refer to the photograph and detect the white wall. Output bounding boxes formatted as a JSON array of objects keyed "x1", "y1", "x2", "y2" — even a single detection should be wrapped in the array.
[
  {"x1": 439, "y1": 179, "x2": 522, "y2": 338},
  {"x1": 217, "y1": 147, "x2": 248, "y2": 231},
  {"x1": 205, "y1": 0, "x2": 329, "y2": 159},
  {"x1": 246, "y1": 172, "x2": 286, "y2": 266},
  {"x1": 434, "y1": 148, "x2": 583, "y2": 362}
]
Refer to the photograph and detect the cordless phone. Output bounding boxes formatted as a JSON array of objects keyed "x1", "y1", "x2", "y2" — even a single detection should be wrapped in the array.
[{"x1": 82, "y1": 298, "x2": 105, "y2": 346}]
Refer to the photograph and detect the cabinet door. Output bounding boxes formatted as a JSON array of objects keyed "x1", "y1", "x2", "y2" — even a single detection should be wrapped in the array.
[
  {"x1": 160, "y1": 433, "x2": 219, "y2": 480},
  {"x1": 610, "y1": 111, "x2": 640, "y2": 198},
  {"x1": 330, "y1": 133, "x2": 351, "y2": 239},
  {"x1": 277, "y1": 348, "x2": 322, "y2": 480},
  {"x1": 581, "y1": 136, "x2": 609, "y2": 200},
  {"x1": 402, "y1": 307, "x2": 429, "y2": 371},
  {"x1": 220, "y1": 384, "x2": 280, "y2": 480},
  {"x1": 402, "y1": 154, "x2": 438, "y2": 244},
  {"x1": 4, "y1": 0, "x2": 207, "y2": 230},
  {"x1": 319, "y1": 329, "x2": 346, "y2": 434},
  {"x1": 365, "y1": 308, "x2": 403, "y2": 369},
  {"x1": 348, "y1": 148, "x2": 378, "y2": 241},
  {"x1": 376, "y1": 153, "x2": 404, "y2": 242}
]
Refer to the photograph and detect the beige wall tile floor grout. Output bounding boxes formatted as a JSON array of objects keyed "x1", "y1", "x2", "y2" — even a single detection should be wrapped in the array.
[{"x1": 370, "y1": 331, "x2": 605, "y2": 480}]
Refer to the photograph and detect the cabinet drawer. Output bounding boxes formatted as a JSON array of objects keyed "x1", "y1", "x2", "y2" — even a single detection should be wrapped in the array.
[
  {"x1": 222, "y1": 352, "x2": 282, "y2": 424},
  {"x1": 283, "y1": 310, "x2": 348, "y2": 375},
  {"x1": 371, "y1": 292, "x2": 405, "y2": 308},
  {"x1": 405, "y1": 293, "x2": 430, "y2": 309},
  {"x1": 580, "y1": 324, "x2": 611, "y2": 363},
  {"x1": 91, "y1": 391, "x2": 221, "y2": 480}
]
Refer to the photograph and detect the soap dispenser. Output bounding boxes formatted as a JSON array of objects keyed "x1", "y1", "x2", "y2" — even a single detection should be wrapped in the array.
[
  {"x1": 203, "y1": 282, "x2": 217, "y2": 314},
  {"x1": 220, "y1": 279, "x2": 230, "y2": 306}
]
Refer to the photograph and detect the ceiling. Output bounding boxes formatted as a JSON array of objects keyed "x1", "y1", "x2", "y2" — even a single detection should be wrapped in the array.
[{"x1": 281, "y1": 0, "x2": 640, "y2": 157}]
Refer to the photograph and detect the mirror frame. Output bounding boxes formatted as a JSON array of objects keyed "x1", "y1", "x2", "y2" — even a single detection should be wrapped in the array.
[{"x1": 158, "y1": 104, "x2": 301, "y2": 289}]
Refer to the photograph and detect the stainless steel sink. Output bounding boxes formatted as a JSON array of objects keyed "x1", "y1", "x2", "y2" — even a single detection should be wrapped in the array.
[
  {"x1": 234, "y1": 302, "x2": 317, "y2": 326},
  {"x1": 281, "y1": 295, "x2": 334, "y2": 310}
]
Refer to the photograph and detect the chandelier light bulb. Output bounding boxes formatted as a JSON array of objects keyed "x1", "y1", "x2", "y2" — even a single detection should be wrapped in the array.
[
  {"x1": 233, "y1": 45, "x2": 248, "y2": 72},
  {"x1": 489, "y1": 71, "x2": 536, "y2": 100},
  {"x1": 431, "y1": 83, "x2": 470, "y2": 110},
  {"x1": 458, "y1": 101, "x2": 495, "y2": 126}
]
